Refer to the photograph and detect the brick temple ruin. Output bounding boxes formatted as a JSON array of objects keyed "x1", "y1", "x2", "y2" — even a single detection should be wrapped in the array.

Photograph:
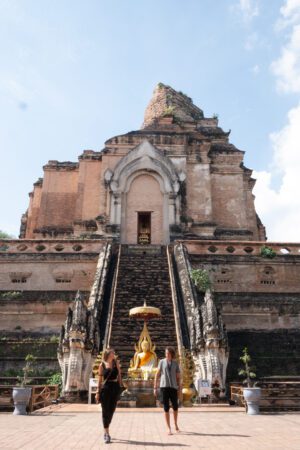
[{"x1": 1, "y1": 83, "x2": 300, "y2": 398}]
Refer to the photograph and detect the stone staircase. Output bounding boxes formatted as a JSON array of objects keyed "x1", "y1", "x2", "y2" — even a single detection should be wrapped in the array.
[{"x1": 108, "y1": 245, "x2": 178, "y2": 372}]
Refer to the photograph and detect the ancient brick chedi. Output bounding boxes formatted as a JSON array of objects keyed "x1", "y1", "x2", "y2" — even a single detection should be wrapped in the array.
[
  {"x1": 1, "y1": 84, "x2": 299, "y2": 400},
  {"x1": 21, "y1": 83, "x2": 265, "y2": 243}
]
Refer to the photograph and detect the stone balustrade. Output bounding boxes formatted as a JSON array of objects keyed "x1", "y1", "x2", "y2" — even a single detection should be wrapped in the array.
[
  {"x1": 2, "y1": 239, "x2": 300, "y2": 256},
  {"x1": 180, "y1": 240, "x2": 300, "y2": 257},
  {"x1": 0, "y1": 239, "x2": 106, "y2": 254}
]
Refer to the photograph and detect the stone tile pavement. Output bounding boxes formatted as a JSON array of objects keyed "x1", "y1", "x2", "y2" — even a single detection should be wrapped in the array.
[{"x1": 0, "y1": 404, "x2": 300, "y2": 450}]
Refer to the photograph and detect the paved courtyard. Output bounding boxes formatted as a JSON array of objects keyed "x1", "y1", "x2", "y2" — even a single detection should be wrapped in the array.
[{"x1": 0, "y1": 404, "x2": 300, "y2": 450}]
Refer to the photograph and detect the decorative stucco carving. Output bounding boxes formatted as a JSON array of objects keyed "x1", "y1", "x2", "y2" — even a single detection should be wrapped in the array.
[
  {"x1": 52, "y1": 269, "x2": 74, "y2": 280},
  {"x1": 58, "y1": 243, "x2": 112, "y2": 397},
  {"x1": 173, "y1": 243, "x2": 229, "y2": 390},
  {"x1": 110, "y1": 140, "x2": 180, "y2": 195}
]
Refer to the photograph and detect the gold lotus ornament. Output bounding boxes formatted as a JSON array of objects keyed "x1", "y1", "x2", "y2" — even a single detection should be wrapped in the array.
[{"x1": 179, "y1": 347, "x2": 196, "y2": 406}]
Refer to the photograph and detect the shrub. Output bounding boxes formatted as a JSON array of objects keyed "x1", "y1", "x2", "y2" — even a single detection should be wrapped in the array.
[
  {"x1": 47, "y1": 372, "x2": 62, "y2": 393},
  {"x1": 180, "y1": 215, "x2": 194, "y2": 224},
  {"x1": 260, "y1": 246, "x2": 276, "y2": 259},
  {"x1": 190, "y1": 268, "x2": 212, "y2": 292},
  {"x1": 17, "y1": 354, "x2": 37, "y2": 386},
  {"x1": 162, "y1": 106, "x2": 176, "y2": 117},
  {"x1": 49, "y1": 335, "x2": 59, "y2": 344},
  {"x1": 238, "y1": 347, "x2": 256, "y2": 388},
  {"x1": 1, "y1": 291, "x2": 22, "y2": 299}
]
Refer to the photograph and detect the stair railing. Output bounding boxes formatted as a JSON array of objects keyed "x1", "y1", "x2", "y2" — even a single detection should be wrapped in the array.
[
  {"x1": 87, "y1": 242, "x2": 112, "y2": 314},
  {"x1": 103, "y1": 244, "x2": 121, "y2": 349},
  {"x1": 173, "y1": 242, "x2": 202, "y2": 351},
  {"x1": 167, "y1": 245, "x2": 184, "y2": 357}
]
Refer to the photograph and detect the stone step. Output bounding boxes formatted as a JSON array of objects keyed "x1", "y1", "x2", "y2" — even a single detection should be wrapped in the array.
[{"x1": 109, "y1": 246, "x2": 177, "y2": 371}]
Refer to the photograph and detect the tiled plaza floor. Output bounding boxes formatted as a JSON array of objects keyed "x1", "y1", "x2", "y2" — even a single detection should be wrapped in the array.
[{"x1": 0, "y1": 404, "x2": 299, "y2": 450}]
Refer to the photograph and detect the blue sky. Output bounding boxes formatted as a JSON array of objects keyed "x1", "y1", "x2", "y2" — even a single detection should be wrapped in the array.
[{"x1": 1, "y1": 0, "x2": 300, "y2": 240}]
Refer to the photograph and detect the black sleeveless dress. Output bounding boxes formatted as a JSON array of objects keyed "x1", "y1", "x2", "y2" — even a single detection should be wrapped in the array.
[
  {"x1": 102, "y1": 361, "x2": 119, "y2": 382},
  {"x1": 100, "y1": 361, "x2": 120, "y2": 428}
]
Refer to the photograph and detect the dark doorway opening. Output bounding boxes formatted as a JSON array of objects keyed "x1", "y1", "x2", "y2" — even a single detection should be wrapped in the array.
[{"x1": 137, "y1": 212, "x2": 151, "y2": 245}]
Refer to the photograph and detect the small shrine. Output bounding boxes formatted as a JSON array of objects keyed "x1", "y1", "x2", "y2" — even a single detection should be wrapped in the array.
[{"x1": 120, "y1": 302, "x2": 161, "y2": 407}]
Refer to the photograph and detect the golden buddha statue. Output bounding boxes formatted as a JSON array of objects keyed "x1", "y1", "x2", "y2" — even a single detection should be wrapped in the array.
[{"x1": 128, "y1": 322, "x2": 158, "y2": 379}]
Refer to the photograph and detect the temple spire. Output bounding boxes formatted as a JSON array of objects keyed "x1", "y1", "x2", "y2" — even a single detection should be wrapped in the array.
[{"x1": 141, "y1": 83, "x2": 203, "y2": 129}]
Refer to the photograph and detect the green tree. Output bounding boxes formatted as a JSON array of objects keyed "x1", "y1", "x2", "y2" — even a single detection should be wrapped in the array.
[{"x1": 0, "y1": 230, "x2": 15, "y2": 239}]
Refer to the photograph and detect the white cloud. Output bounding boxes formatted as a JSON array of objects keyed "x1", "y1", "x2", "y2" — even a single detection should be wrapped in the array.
[
  {"x1": 232, "y1": 0, "x2": 260, "y2": 23},
  {"x1": 271, "y1": 24, "x2": 300, "y2": 93},
  {"x1": 253, "y1": 1, "x2": 300, "y2": 242},
  {"x1": 271, "y1": 0, "x2": 300, "y2": 93},
  {"x1": 280, "y1": 0, "x2": 300, "y2": 25},
  {"x1": 254, "y1": 103, "x2": 300, "y2": 241},
  {"x1": 231, "y1": 2, "x2": 261, "y2": 51},
  {"x1": 251, "y1": 64, "x2": 260, "y2": 75}
]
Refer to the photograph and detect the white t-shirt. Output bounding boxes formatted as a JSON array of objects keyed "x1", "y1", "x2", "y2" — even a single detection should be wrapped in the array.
[{"x1": 158, "y1": 358, "x2": 180, "y2": 389}]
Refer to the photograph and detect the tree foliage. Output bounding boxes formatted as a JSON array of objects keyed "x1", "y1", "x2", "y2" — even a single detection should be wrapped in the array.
[
  {"x1": 0, "y1": 230, "x2": 14, "y2": 239},
  {"x1": 190, "y1": 268, "x2": 212, "y2": 292}
]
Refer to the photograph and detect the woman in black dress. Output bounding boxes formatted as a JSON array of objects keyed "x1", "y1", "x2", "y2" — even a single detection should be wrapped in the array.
[{"x1": 95, "y1": 349, "x2": 122, "y2": 444}]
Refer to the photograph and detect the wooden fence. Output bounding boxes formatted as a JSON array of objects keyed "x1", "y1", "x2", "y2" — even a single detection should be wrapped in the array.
[
  {"x1": 230, "y1": 380, "x2": 300, "y2": 411},
  {"x1": 0, "y1": 384, "x2": 59, "y2": 412},
  {"x1": 230, "y1": 384, "x2": 245, "y2": 407}
]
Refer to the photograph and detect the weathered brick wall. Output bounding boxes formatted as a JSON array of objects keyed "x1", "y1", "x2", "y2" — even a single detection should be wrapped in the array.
[
  {"x1": 185, "y1": 241, "x2": 300, "y2": 380},
  {"x1": 186, "y1": 161, "x2": 213, "y2": 222},
  {"x1": 226, "y1": 330, "x2": 300, "y2": 381},
  {"x1": 36, "y1": 165, "x2": 79, "y2": 230},
  {"x1": 0, "y1": 239, "x2": 104, "y2": 333},
  {"x1": 214, "y1": 292, "x2": 300, "y2": 331},
  {"x1": 0, "y1": 291, "x2": 87, "y2": 334},
  {"x1": 0, "y1": 259, "x2": 97, "y2": 291},
  {"x1": 75, "y1": 159, "x2": 102, "y2": 220},
  {"x1": 211, "y1": 172, "x2": 248, "y2": 229},
  {"x1": 26, "y1": 182, "x2": 43, "y2": 239}
]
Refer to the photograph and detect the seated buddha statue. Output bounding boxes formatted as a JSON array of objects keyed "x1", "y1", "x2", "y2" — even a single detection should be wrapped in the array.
[{"x1": 128, "y1": 324, "x2": 158, "y2": 379}]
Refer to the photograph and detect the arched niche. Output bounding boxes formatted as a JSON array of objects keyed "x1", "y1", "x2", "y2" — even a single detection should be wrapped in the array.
[{"x1": 106, "y1": 140, "x2": 182, "y2": 244}]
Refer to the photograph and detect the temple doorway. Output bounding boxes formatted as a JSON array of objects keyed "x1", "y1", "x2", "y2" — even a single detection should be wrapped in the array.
[
  {"x1": 123, "y1": 173, "x2": 164, "y2": 245},
  {"x1": 137, "y1": 212, "x2": 151, "y2": 244}
]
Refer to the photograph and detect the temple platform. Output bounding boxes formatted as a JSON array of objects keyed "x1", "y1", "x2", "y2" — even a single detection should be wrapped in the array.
[{"x1": 0, "y1": 404, "x2": 300, "y2": 449}]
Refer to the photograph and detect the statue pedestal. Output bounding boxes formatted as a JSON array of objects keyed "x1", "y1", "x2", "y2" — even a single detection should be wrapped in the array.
[{"x1": 119, "y1": 378, "x2": 156, "y2": 407}]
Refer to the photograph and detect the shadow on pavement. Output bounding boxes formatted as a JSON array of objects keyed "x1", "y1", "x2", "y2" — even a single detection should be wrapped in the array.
[
  {"x1": 180, "y1": 431, "x2": 250, "y2": 437},
  {"x1": 113, "y1": 439, "x2": 189, "y2": 447}
]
